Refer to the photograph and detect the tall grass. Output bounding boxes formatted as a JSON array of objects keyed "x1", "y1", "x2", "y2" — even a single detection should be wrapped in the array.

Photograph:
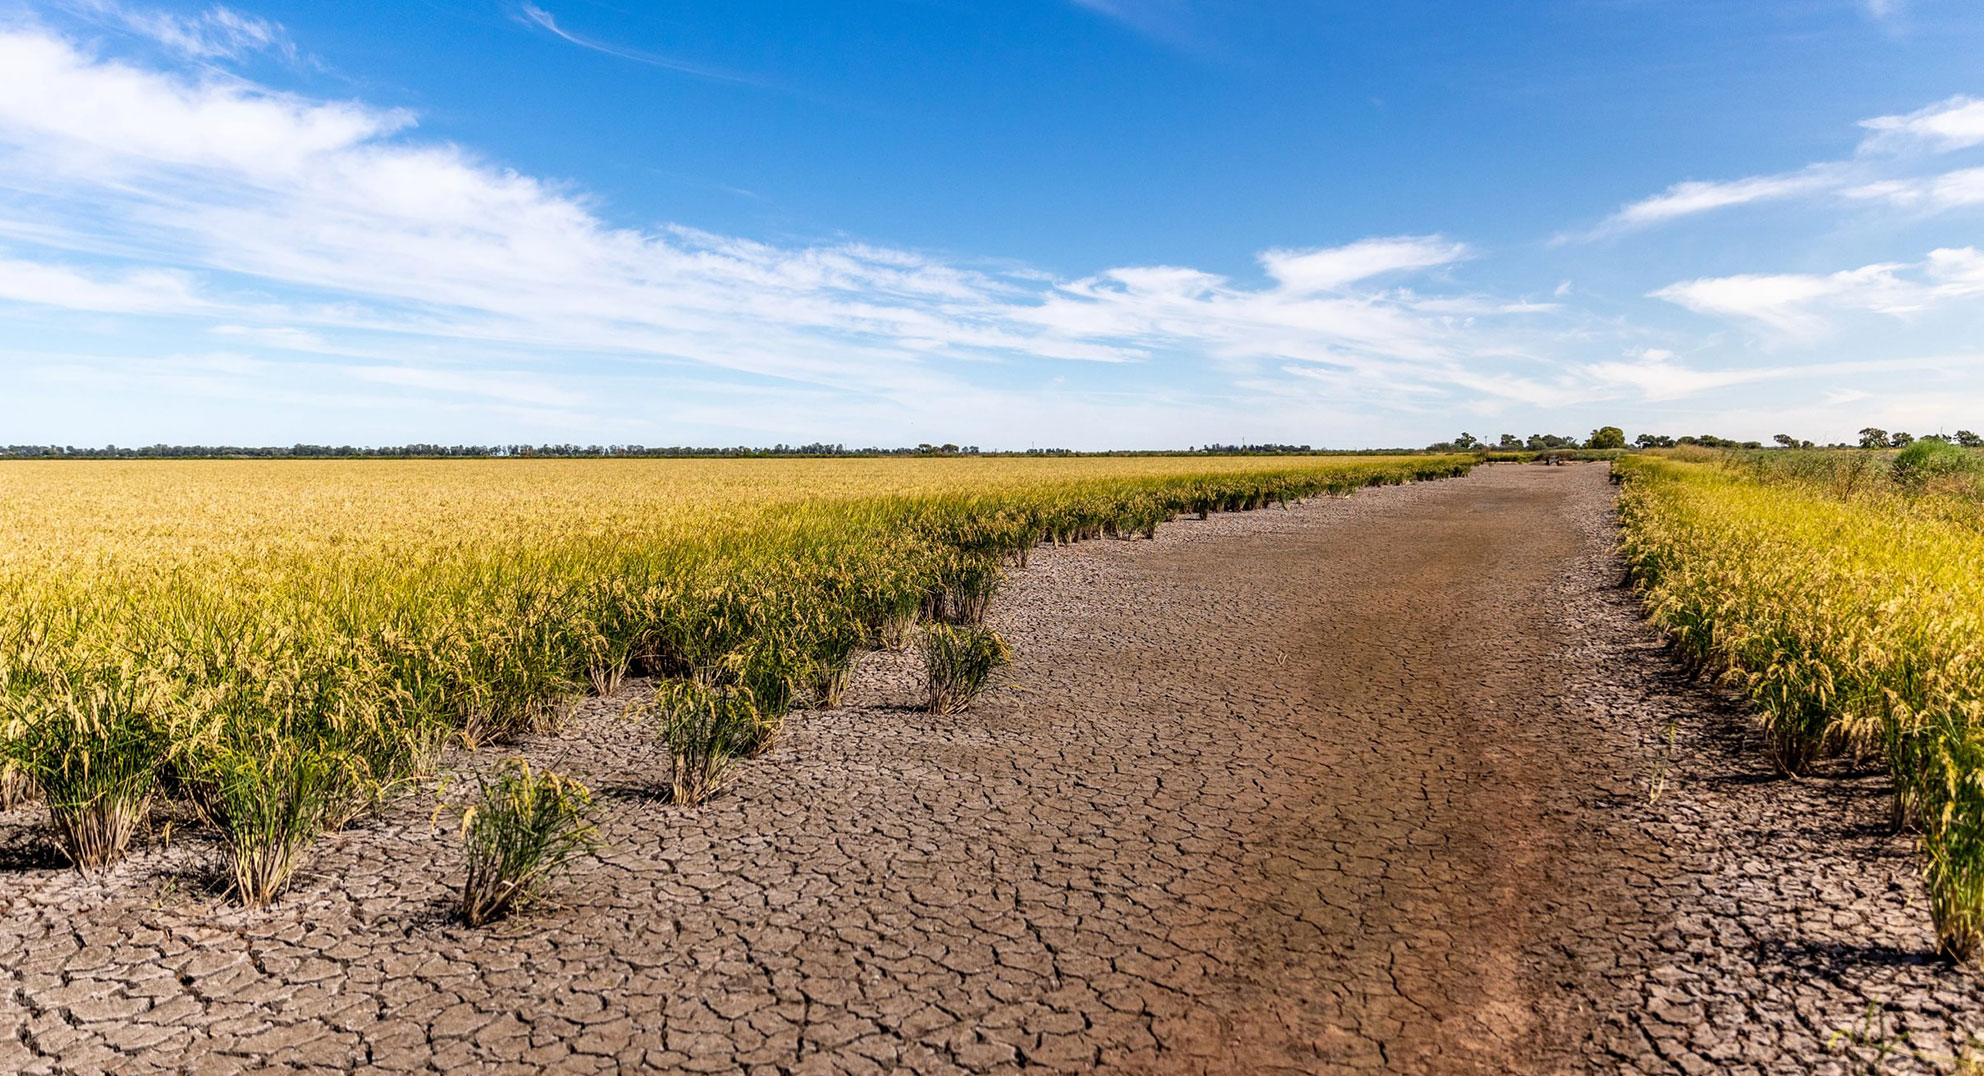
[{"x1": 1617, "y1": 453, "x2": 1984, "y2": 961}]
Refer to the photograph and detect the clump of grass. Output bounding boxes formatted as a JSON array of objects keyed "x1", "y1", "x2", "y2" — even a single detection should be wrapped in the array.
[
  {"x1": 189, "y1": 736, "x2": 362, "y2": 907},
  {"x1": 457, "y1": 758, "x2": 598, "y2": 927},
  {"x1": 3, "y1": 666, "x2": 170, "y2": 871},
  {"x1": 1920, "y1": 728, "x2": 1984, "y2": 962},
  {"x1": 921, "y1": 625, "x2": 1012, "y2": 715},
  {"x1": 942, "y1": 559, "x2": 1002, "y2": 626},
  {"x1": 645, "y1": 680, "x2": 761, "y2": 805}
]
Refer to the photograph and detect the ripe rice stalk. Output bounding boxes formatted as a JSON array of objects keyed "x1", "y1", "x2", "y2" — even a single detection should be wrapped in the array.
[
  {"x1": 1616, "y1": 451, "x2": 1984, "y2": 962},
  {"x1": 456, "y1": 758, "x2": 598, "y2": 927},
  {"x1": 191, "y1": 737, "x2": 363, "y2": 907},
  {"x1": 644, "y1": 680, "x2": 760, "y2": 805},
  {"x1": 921, "y1": 624, "x2": 1013, "y2": 716},
  {"x1": 2, "y1": 664, "x2": 170, "y2": 871},
  {"x1": 0, "y1": 454, "x2": 1475, "y2": 889},
  {"x1": 0, "y1": 764, "x2": 34, "y2": 810}
]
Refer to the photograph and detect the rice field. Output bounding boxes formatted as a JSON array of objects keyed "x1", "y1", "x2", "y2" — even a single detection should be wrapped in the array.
[
  {"x1": 0, "y1": 453, "x2": 1470, "y2": 908},
  {"x1": 1616, "y1": 447, "x2": 1984, "y2": 961}
]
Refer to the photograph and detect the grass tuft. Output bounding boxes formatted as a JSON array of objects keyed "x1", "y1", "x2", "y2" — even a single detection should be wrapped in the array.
[
  {"x1": 190, "y1": 735, "x2": 362, "y2": 906},
  {"x1": 921, "y1": 624, "x2": 1012, "y2": 715},
  {"x1": 2, "y1": 665, "x2": 169, "y2": 871},
  {"x1": 644, "y1": 680, "x2": 762, "y2": 804},
  {"x1": 457, "y1": 758, "x2": 598, "y2": 927}
]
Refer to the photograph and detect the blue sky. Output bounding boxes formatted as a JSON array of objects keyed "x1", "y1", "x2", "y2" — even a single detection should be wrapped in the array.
[{"x1": 2, "y1": 0, "x2": 1983, "y2": 449}]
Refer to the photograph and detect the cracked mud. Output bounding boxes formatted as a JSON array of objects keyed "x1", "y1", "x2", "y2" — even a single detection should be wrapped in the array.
[{"x1": 3, "y1": 463, "x2": 1979, "y2": 1074}]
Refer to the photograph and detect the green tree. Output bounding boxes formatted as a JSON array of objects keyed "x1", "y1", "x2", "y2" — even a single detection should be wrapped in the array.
[
  {"x1": 1859, "y1": 427, "x2": 1889, "y2": 449},
  {"x1": 1586, "y1": 426, "x2": 1626, "y2": 449},
  {"x1": 1957, "y1": 430, "x2": 1983, "y2": 448}
]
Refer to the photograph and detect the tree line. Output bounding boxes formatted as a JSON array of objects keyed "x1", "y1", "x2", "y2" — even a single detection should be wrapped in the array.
[
  {"x1": 0, "y1": 443, "x2": 990, "y2": 460},
  {"x1": 1425, "y1": 427, "x2": 1759, "y2": 452},
  {"x1": 1855, "y1": 429, "x2": 1983, "y2": 449}
]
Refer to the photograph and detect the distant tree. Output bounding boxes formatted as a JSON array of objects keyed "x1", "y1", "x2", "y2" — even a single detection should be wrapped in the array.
[
  {"x1": 1919, "y1": 433, "x2": 1952, "y2": 444},
  {"x1": 1497, "y1": 433, "x2": 1521, "y2": 449},
  {"x1": 1891, "y1": 431, "x2": 1915, "y2": 447},
  {"x1": 1958, "y1": 430, "x2": 1984, "y2": 448},
  {"x1": 1773, "y1": 433, "x2": 1795, "y2": 448},
  {"x1": 1454, "y1": 432, "x2": 1479, "y2": 449},
  {"x1": 1586, "y1": 426, "x2": 1626, "y2": 449},
  {"x1": 1859, "y1": 428, "x2": 1890, "y2": 449},
  {"x1": 1635, "y1": 433, "x2": 1675, "y2": 448}
]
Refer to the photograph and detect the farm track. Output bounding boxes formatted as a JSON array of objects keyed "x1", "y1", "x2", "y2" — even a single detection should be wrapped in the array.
[{"x1": 3, "y1": 462, "x2": 1979, "y2": 1074}]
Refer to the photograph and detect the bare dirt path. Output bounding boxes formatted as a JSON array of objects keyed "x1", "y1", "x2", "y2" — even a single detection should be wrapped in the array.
[{"x1": 4, "y1": 463, "x2": 1979, "y2": 1075}]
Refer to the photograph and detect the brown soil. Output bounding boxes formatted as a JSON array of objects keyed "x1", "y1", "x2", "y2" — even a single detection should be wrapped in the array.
[{"x1": 2, "y1": 462, "x2": 1977, "y2": 1075}]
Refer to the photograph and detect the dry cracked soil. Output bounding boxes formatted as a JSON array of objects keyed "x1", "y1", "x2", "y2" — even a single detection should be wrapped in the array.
[{"x1": 3, "y1": 462, "x2": 1980, "y2": 1075}]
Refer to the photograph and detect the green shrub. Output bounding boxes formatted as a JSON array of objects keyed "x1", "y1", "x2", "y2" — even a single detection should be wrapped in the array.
[
  {"x1": 1893, "y1": 438, "x2": 1979, "y2": 486},
  {"x1": 921, "y1": 625, "x2": 1012, "y2": 715},
  {"x1": 457, "y1": 758, "x2": 598, "y2": 926}
]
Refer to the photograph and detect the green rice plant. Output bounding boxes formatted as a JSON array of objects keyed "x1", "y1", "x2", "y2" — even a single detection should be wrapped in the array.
[
  {"x1": 1919, "y1": 723, "x2": 1984, "y2": 961},
  {"x1": 935, "y1": 557, "x2": 1002, "y2": 626},
  {"x1": 2, "y1": 664, "x2": 171, "y2": 870},
  {"x1": 190, "y1": 735, "x2": 363, "y2": 906},
  {"x1": 798, "y1": 614, "x2": 866, "y2": 709},
  {"x1": 0, "y1": 453, "x2": 1473, "y2": 898},
  {"x1": 644, "y1": 680, "x2": 760, "y2": 805},
  {"x1": 921, "y1": 624, "x2": 1012, "y2": 715},
  {"x1": 457, "y1": 758, "x2": 598, "y2": 927},
  {"x1": 1618, "y1": 453, "x2": 1984, "y2": 962}
]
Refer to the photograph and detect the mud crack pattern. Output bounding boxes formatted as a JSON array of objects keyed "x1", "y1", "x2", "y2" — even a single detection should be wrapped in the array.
[{"x1": 1, "y1": 463, "x2": 1977, "y2": 1074}]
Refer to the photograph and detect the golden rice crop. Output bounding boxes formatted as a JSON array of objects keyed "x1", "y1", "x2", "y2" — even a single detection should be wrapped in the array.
[
  {"x1": 0, "y1": 453, "x2": 1470, "y2": 895},
  {"x1": 1616, "y1": 453, "x2": 1984, "y2": 961}
]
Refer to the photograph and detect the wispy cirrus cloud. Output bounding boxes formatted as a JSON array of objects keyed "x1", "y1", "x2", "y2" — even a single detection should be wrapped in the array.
[
  {"x1": 1576, "y1": 96, "x2": 1984, "y2": 238},
  {"x1": 1069, "y1": 0, "x2": 1198, "y2": 45},
  {"x1": 1858, "y1": 95, "x2": 1984, "y2": 153},
  {"x1": 60, "y1": 0, "x2": 293, "y2": 61},
  {"x1": 516, "y1": 4, "x2": 757, "y2": 85}
]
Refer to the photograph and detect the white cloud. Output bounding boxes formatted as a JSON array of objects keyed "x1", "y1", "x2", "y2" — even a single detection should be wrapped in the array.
[
  {"x1": 0, "y1": 24, "x2": 1554, "y2": 438},
  {"x1": 1846, "y1": 166, "x2": 1984, "y2": 210},
  {"x1": 1259, "y1": 236, "x2": 1469, "y2": 294},
  {"x1": 0, "y1": 254, "x2": 209, "y2": 313},
  {"x1": 1652, "y1": 247, "x2": 1984, "y2": 336},
  {"x1": 1070, "y1": 0, "x2": 1194, "y2": 40},
  {"x1": 1599, "y1": 167, "x2": 1841, "y2": 232},
  {"x1": 1858, "y1": 95, "x2": 1984, "y2": 154},
  {"x1": 516, "y1": 4, "x2": 752, "y2": 84},
  {"x1": 1581, "y1": 95, "x2": 1984, "y2": 237}
]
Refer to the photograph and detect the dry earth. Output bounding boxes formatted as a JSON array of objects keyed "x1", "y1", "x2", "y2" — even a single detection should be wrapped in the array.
[{"x1": 2, "y1": 462, "x2": 1979, "y2": 1074}]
